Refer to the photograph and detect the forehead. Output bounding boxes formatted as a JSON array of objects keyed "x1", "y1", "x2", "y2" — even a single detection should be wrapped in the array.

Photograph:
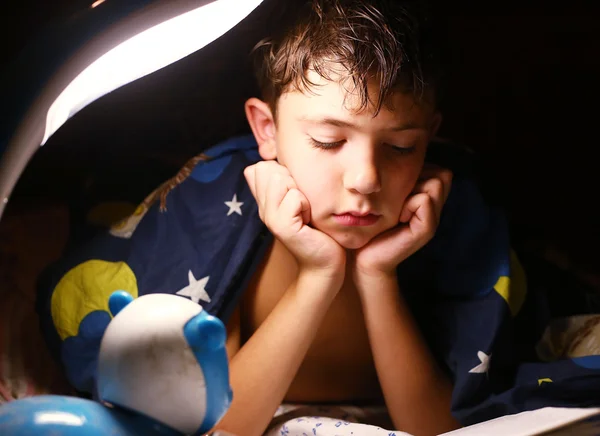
[{"x1": 278, "y1": 68, "x2": 434, "y2": 126}]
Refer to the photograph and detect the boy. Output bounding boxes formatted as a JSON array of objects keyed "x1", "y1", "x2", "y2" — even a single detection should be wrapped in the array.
[{"x1": 37, "y1": 0, "x2": 600, "y2": 435}]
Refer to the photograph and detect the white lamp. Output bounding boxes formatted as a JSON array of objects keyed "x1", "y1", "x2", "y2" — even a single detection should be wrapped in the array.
[{"x1": 0, "y1": 0, "x2": 264, "y2": 220}]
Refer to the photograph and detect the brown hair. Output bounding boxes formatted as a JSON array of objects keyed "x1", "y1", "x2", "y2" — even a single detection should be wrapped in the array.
[{"x1": 251, "y1": 0, "x2": 442, "y2": 117}]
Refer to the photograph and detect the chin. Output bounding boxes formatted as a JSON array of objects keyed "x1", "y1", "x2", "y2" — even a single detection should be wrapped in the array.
[
  {"x1": 331, "y1": 231, "x2": 374, "y2": 250},
  {"x1": 313, "y1": 219, "x2": 381, "y2": 250}
]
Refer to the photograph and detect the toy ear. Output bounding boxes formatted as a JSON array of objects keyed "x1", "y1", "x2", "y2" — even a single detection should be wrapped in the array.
[
  {"x1": 184, "y1": 311, "x2": 227, "y2": 352},
  {"x1": 108, "y1": 290, "x2": 134, "y2": 317}
]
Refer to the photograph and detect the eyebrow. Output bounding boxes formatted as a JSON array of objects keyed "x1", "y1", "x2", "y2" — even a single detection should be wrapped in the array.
[{"x1": 299, "y1": 116, "x2": 424, "y2": 132}]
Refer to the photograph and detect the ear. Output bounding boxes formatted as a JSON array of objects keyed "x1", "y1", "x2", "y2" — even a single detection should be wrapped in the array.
[
  {"x1": 245, "y1": 97, "x2": 277, "y2": 160},
  {"x1": 183, "y1": 311, "x2": 227, "y2": 351},
  {"x1": 108, "y1": 290, "x2": 134, "y2": 317},
  {"x1": 429, "y1": 111, "x2": 443, "y2": 138}
]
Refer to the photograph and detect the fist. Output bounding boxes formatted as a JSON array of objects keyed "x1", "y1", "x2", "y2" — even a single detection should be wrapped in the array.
[{"x1": 244, "y1": 161, "x2": 345, "y2": 275}]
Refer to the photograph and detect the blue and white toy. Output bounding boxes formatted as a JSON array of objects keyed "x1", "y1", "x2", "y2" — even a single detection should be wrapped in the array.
[
  {"x1": 0, "y1": 291, "x2": 232, "y2": 435},
  {"x1": 0, "y1": 1, "x2": 270, "y2": 434}
]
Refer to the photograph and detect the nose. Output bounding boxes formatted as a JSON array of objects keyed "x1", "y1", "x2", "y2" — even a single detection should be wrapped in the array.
[{"x1": 343, "y1": 147, "x2": 381, "y2": 195}]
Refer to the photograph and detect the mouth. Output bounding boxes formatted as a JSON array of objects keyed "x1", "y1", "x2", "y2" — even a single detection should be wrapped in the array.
[{"x1": 333, "y1": 212, "x2": 380, "y2": 227}]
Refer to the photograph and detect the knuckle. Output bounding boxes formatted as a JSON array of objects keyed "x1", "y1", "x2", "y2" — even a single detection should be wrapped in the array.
[
  {"x1": 287, "y1": 187, "x2": 300, "y2": 200},
  {"x1": 429, "y1": 177, "x2": 443, "y2": 190},
  {"x1": 423, "y1": 178, "x2": 445, "y2": 198},
  {"x1": 257, "y1": 161, "x2": 273, "y2": 175},
  {"x1": 243, "y1": 166, "x2": 254, "y2": 182},
  {"x1": 416, "y1": 192, "x2": 430, "y2": 203},
  {"x1": 263, "y1": 213, "x2": 274, "y2": 229}
]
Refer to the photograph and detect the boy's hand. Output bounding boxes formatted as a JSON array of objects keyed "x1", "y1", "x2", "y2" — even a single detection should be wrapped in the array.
[
  {"x1": 244, "y1": 161, "x2": 346, "y2": 277},
  {"x1": 352, "y1": 165, "x2": 453, "y2": 278}
]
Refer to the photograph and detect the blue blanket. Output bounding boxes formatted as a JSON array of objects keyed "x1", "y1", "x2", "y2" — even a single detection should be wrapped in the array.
[{"x1": 37, "y1": 134, "x2": 600, "y2": 425}]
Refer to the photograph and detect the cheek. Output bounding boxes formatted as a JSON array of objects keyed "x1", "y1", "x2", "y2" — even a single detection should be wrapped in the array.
[
  {"x1": 285, "y1": 159, "x2": 338, "y2": 218},
  {"x1": 384, "y1": 163, "x2": 422, "y2": 208},
  {"x1": 290, "y1": 163, "x2": 332, "y2": 203}
]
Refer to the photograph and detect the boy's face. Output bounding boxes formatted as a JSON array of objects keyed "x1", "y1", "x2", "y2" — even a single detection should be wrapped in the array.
[{"x1": 264, "y1": 71, "x2": 439, "y2": 250}]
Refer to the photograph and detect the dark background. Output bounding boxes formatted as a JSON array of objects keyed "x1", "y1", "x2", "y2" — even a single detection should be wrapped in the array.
[{"x1": 1, "y1": 0, "x2": 599, "y2": 279}]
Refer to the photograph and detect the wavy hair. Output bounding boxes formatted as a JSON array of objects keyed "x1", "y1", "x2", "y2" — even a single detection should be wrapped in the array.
[{"x1": 251, "y1": 0, "x2": 441, "y2": 117}]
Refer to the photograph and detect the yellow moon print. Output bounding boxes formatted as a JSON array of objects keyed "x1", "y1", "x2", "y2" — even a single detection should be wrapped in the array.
[
  {"x1": 51, "y1": 260, "x2": 139, "y2": 340},
  {"x1": 110, "y1": 203, "x2": 149, "y2": 239},
  {"x1": 493, "y1": 250, "x2": 527, "y2": 317}
]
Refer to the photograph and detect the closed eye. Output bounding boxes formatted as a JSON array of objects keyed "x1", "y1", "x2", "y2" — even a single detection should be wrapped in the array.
[
  {"x1": 310, "y1": 137, "x2": 417, "y2": 155},
  {"x1": 387, "y1": 143, "x2": 417, "y2": 155},
  {"x1": 310, "y1": 137, "x2": 345, "y2": 150}
]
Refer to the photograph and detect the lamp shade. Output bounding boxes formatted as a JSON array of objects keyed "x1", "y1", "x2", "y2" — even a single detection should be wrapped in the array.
[{"x1": 0, "y1": 0, "x2": 264, "y2": 220}]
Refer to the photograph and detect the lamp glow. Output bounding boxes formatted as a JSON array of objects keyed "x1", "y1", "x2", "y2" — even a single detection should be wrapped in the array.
[
  {"x1": 90, "y1": 0, "x2": 106, "y2": 8},
  {"x1": 42, "y1": 0, "x2": 263, "y2": 145}
]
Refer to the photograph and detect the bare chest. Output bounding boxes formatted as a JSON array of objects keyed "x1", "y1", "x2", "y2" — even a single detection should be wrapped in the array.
[{"x1": 241, "y1": 240, "x2": 382, "y2": 403}]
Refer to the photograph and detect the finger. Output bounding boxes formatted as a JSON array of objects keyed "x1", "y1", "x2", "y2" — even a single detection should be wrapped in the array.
[
  {"x1": 253, "y1": 161, "x2": 292, "y2": 216},
  {"x1": 243, "y1": 165, "x2": 257, "y2": 200},
  {"x1": 411, "y1": 177, "x2": 445, "y2": 221},
  {"x1": 253, "y1": 162, "x2": 271, "y2": 212},
  {"x1": 399, "y1": 192, "x2": 437, "y2": 236},
  {"x1": 438, "y1": 168, "x2": 453, "y2": 204},
  {"x1": 244, "y1": 164, "x2": 266, "y2": 220},
  {"x1": 264, "y1": 173, "x2": 295, "y2": 226},
  {"x1": 278, "y1": 188, "x2": 311, "y2": 235},
  {"x1": 418, "y1": 165, "x2": 453, "y2": 203}
]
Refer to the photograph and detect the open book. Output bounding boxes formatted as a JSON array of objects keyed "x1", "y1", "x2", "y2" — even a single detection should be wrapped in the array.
[
  {"x1": 440, "y1": 407, "x2": 600, "y2": 436},
  {"x1": 217, "y1": 406, "x2": 600, "y2": 436}
]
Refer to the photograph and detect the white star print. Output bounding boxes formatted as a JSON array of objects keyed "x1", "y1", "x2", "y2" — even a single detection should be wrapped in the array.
[
  {"x1": 176, "y1": 270, "x2": 211, "y2": 304},
  {"x1": 225, "y1": 193, "x2": 243, "y2": 216},
  {"x1": 469, "y1": 351, "x2": 491, "y2": 374}
]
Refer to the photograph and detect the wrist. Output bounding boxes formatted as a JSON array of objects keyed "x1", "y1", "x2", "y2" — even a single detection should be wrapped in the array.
[
  {"x1": 298, "y1": 262, "x2": 345, "y2": 283},
  {"x1": 294, "y1": 267, "x2": 345, "y2": 301},
  {"x1": 354, "y1": 266, "x2": 397, "y2": 284},
  {"x1": 353, "y1": 268, "x2": 399, "y2": 299}
]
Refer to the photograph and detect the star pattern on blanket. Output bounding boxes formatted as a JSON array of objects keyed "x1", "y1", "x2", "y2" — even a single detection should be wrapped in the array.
[
  {"x1": 469, "y1": 351, "x2": 491, "y2": 374},
  {"x1": 225, "y1": 193, "x2": 243, "y2": 216},
  {"x1": 176, "y1": 270, "x2": 211, "y2": 304}
]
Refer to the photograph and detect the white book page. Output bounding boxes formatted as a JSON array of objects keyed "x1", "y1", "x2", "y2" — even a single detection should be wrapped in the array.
[{"x1": 439, "y1": 407, "x2": 600, "y2": 436}]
